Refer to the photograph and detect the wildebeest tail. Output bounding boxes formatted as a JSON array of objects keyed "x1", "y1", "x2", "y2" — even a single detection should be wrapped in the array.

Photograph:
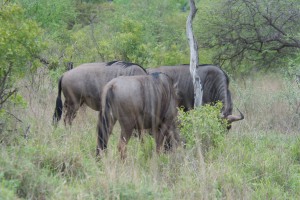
[
  {"x1": 52, "y1": 76, "x2": 63, "y2": 125},
  {"x1": 97, "y1": 85, "x2": 114, "y2": 154},
  {"x1": 102, "y1": 85, "x2": 115, "y2": 134}
]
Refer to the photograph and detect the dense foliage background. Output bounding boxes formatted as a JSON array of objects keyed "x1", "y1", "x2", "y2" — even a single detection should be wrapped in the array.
[
  {"x1": 3, "y1": 0, "x2": 300, "y2": 81},
  {"x1": 0, "y1": 0, "x2": 299, "y2": 199}
]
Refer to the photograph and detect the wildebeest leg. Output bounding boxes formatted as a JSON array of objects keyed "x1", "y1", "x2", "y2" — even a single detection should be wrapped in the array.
[
  {"x1": 164, "y1": 131, "x2": 177, "y2": 152},
  {"x1": 154, "y1": 127, "x2": 165, "y2": 154},
  {"x1": 118, "y1": 127, "x2": 133, "y2": 159},
  {"x1": 164, "y1": 124, "x2": 179, "y2": 151},
  {"x1": 96, "y1": 112, "x2": 116, "y2": 157},
  {"x1": 164, "y1": 136, "x2": 172, "y2": 151},
  {"x1": 63, "y1": 101, "x2": 69, "y2": 126},
  {"x1": 137, "y1": 129, "x2": 145, "y2": 143},
  {"x1": 63, "y1": 99, "x2": 80, "y2": 126},
  {"x1": 96, "y1": 122, "x2": 108, "y2": 157}
]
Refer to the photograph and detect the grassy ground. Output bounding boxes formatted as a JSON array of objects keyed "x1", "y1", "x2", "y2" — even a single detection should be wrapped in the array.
[{"x1": 0, "y1": 69, "x2": 299, "y2": 199}]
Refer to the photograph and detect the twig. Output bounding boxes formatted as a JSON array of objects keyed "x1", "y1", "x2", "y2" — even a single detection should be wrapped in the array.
[
  {"x1": 24, "y1": 125, "x2": 30, "y2": 140},
  {"x1": 5, "y1": 110, "x2": 23, "y2": 123}
]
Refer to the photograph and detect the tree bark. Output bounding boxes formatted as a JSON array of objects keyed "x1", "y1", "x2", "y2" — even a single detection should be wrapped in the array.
[
  {"x1": 186, "y1": 3, "x2": 207, "y2": 198},
  {"x1": 186, "y1": 0, "x2": 202, "y2": 107}
]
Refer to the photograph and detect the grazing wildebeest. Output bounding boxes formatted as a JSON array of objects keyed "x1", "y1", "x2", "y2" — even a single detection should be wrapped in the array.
[
  {"x1": 97, "y1": 72, "x2": 180, "y2": 159},
  {"x1": 147, "y1": 64, "x2": 244, "y2": 128},
  {"x1": 53, "y1": 61, "x2": 147, "y2": 125}
]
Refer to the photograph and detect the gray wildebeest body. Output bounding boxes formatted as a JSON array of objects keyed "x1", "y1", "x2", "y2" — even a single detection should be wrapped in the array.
[
  {"x1": 148, "y1": 64, "x2": 244, "y2": 126},
  {"x1": 53, "y1": 61, "x2": 147, "y2": 125},
  {"x1": 97, "y1": 72, "x2": 180, "y2": 159}
]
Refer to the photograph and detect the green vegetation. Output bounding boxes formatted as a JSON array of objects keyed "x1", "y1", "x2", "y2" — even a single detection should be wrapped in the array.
[
  {"x1": 0, "y1": 3, "x2": 44, "y2": 110},
  {"x1": 0, "y1": 74, "x2": 299, "y2": 199},
  {"x1": 178, "y1": 102, "x2": 228, "y2": 151},
  {"x1": 0, "y1": 0, "x2": 299, "y2": 199}
]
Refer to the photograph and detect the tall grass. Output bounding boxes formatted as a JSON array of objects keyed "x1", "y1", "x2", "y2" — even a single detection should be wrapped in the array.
[{"x1": 0, "y1": 69, "x2": 299, "y2": 199}]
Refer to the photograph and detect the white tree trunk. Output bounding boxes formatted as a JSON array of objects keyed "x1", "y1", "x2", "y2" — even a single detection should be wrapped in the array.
[
  {"x1": 186, "y1": 0, "x2": 203, "y2": 107},
  {"x1": 186, "y1": 3, "x2": 207, "y2": 198}
]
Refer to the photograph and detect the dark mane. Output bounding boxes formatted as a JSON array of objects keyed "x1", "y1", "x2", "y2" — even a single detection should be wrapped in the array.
[
  {"x1": 106, "y1": 60, "x2": 147, "y2": 73},
  {"x1": 182, "y1": 63, "x2": 230, "y2": 85},
  {"x1": 199, "y1": 64, "x2": 230, "y2": 84},
  {"x1": 198, "y1": 64, "x2": 217, "y2": 67},
  {"x1": 217, "y1": 67, "x2": 230, "y2": 84},
  {"x1": 150, "y1": 72, "x2": 163, "y2": 78},
  {"x1": 150, "y1": 71, "x2": 172, "y2": 80},
  {"x1": 106, "y1": 60, "x2": 119, "y2": 66},
  {"x1": 150, "y1": 72, "x2": 176, "y2": 89}
]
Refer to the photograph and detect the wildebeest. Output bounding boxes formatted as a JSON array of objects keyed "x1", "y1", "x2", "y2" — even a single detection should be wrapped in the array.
[
  {"x1": 53, "y1": 61, "x2": 147, "y2": 125},
  {"x1": 147, "y1": 64, "x2": 244, "y2": 127},
  {"x1": 97, "y1": 72, "x2": 180, "y2": 159}
]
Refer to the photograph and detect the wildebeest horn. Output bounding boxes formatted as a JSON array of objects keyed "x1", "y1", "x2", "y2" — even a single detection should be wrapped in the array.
[{"x1": 226, "y1": 107, "x2": 244, "y2": 123}]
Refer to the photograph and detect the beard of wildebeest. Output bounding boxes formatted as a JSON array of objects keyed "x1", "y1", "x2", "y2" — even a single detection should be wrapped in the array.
[
  {"x1": 52, "y1": 61, "x2": 147, "y2": 126},
  {"x1": 147, "y1": 64, "x2": 244, "y2": 129},
  {"x1": 97, "y1": 72, "x2": 180, "y2": 159}
]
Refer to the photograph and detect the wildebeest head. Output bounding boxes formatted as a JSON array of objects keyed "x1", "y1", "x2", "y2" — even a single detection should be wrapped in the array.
[
  {"x1": 147, "y1": 64, "x2": 244, "y2": 129},
  {"x1": 220, "y1": 89, "x2": 244, "y2": 129},
  {"x1": 198, "y1": 65, "x2": 244, "y2": 129}
]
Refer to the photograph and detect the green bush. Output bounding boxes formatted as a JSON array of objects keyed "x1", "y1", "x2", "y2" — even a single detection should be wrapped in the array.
[
  {"x1": 178, "y1": 102, "x2": 228, "y2": 153},
  {"x1": 0, "y1": 3, "x2": 44, "y2": 108}
]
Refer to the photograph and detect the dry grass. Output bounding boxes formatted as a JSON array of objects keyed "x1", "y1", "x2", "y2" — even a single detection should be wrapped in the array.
[
  {"x1": 0, "y1": 69, "x2": 299, "y2": 199},
  {"x1": 231, "y1": 73, "x2": 299, "y2": 134}
]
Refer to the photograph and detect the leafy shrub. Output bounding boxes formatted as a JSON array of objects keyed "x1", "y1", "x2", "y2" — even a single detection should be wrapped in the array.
[
  {"x1": 18, "y1": 0, "x2": 77, "y2": 34},
  {"x1": 178, "y1": 102, "x2": 228, "y2": 153},
  {"x1": 0, "y1": 3, "x2": 44, "y2": 110},
  {"x1": 112, "y1": 19, "x2": 144, "y2": 62}
]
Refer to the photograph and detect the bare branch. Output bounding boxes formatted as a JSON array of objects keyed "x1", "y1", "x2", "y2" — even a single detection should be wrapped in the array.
[
  {"x1": 202, "y1": 0, "x2": 300, "y2": 69},
  {"x1": 0, "y1": 63, "x2": 12, "y2": 95},
  {"x1": 4, "y1": 110, "x2": 23, "y2": 123},
  {"x1": 35, "y1": 56, "x2": 50, "y2": 65},
  {"x1": 89, "y1": 14, "x2": 105, "y2": 60},
  {"x1": 0, "y1": 88, "x2": 17, "y2": 105},
  {"x1": 0, "y1": 63, "x2": 17, "y2": 106}
]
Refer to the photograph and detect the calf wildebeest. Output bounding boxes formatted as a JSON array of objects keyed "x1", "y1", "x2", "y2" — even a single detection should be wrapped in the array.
[
  {"x1": 97, "y1": 72, "x2": 180, "y2": 159},
  {"x1": 147, "y1": 64, "x2": 244, "y2": 128},
  {"x1": 53, "y1": 61, "x2": 147, "y2": 125}
]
